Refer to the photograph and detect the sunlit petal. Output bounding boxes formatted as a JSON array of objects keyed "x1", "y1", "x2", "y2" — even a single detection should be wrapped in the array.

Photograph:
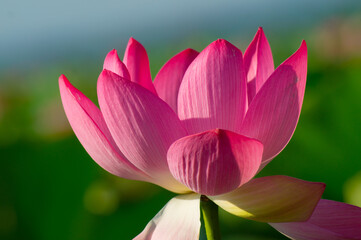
[{"x1": 210, "y1": 175, "x2": 325, "y2": 222}]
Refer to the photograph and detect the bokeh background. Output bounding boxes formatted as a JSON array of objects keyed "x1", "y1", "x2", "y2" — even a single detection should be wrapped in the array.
[{"x1": 1, "y1": 0, "x2": 361, "y2": 239}]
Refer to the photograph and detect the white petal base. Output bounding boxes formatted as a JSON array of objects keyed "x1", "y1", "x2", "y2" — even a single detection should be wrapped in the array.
[{"x1": 134, "y1": 194, "x2": 201, "y2": 240}]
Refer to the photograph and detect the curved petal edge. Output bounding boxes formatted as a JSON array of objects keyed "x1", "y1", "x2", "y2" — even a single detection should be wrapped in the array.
[
  {"x1": 123, "y1": 37, "x2": 157, "y2": 95},
  {"x1": 59, "y1": 75, "x2": 148, "y2": 181},
  {"x1": 154, "y1": 48, "x2": 199, "y2": 113},
  {"x1": 244, "y1": 27, "x2": 274, "y2": 103},
  {"x1": 241, "y1": 40, "x2": 307, "y2": 168},
  {"x1": 103, "y1": 49, "x2": 131, "y2": 80}
]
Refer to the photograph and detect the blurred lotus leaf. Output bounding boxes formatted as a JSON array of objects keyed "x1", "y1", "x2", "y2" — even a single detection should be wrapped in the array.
[{"x1": 344, "y1": 171, "x2": 361, "y2": 207}]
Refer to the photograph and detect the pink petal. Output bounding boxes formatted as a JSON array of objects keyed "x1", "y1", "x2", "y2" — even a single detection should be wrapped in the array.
[
  {"x1": 123, "y1": 37, "x2": 157, "y2": 95},
  {"x1": 244, "y1": 27, "x2": 274, "y2": 103},
  {"x1": 134, "y1": 194, "x2": 201, "y2": 240},
  {"x1": 103, "y1": 49, "x2": 131, "y2": 80},
  {"x1": 270, "y1": 199, "x2": 361, "y2": 240},
  {"x1": 167, "y1": 129, "x2": 263, "y2": 196},
  {"x1": 178, "y1": 39, "x2": 247, "y2": 134},
  {"x1": 210, "y1": 175, "x2": 325, "y2": 222},
  {"x1": 240, "y1": 40, "x2": 307, "y2": 168},
  {"x1": 97, "y1": 70, "x2": 189, "y2": 193},
  {"x1": 59, "y1": 75, "x2": 148, "y2": 181},
  {"x1": 154, "y1": 48, "x2": 199, "y2": 113}
]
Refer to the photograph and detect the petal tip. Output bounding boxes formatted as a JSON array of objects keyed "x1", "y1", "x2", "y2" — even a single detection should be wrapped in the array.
[
  {"x1": 293, "y1": 40, "x2": 307, "y2": 57},
  {"x1": 213, "y1": 38, "x2": 231, "y2": 46},
  {"x1": 100, "y1": 68, "x2": 125, "y2": 82},
  {"x1": 126, "y1": 37, "x2": 139, "y2": 50},
  {"x1": 108, "y1": 49, "x2": 118, "y2": 57},
  {"x1": 288, "y1": 39, "x2": 308, "y2": 64},
  {"x1": 213, "y1": 128, "x2": 222, "y2": 134},
  {"x1": 99, "y1": 69, "x2": 115, "y2": 84},
  {"x1": 59, "y1": 74, "x2": 67, "y2": 83},
  {"x1": 184, "y1": 48, "x2": 199, "y2": 55},
  {"x1": 208, "y1": 39, "x2": 242, "y2": 55},
  {"x1": 59, "y1": 74, "x2": 72, "y2": 90},
  {"x1": 128, "y1": 36, "x2": 141, "y2": 47},
  {"x1": 103, "y1": 49, "x2": 119, "y2": 65},
  {"x1": 300, "y1": 40, "x2": 307, "y2": 52},
  {"x1": 101, "y1": 68, "x2": 111, "y2": 76}
]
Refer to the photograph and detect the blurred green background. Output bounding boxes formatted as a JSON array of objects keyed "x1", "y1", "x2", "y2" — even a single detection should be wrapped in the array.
[{"x1": 1, "y1": 1, "x2": 361, "y2": 239}]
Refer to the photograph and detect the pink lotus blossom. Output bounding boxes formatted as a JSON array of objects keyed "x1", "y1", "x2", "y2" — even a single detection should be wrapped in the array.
[{"x1": 59, "y1": 28, "x2": 361, "y2": 239}]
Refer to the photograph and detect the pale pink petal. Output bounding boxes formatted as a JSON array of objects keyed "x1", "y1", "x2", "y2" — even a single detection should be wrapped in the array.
[
  {"x1": 59, "y1": 75, "x2": 148, "y2": 181},
  {"x1": 210, "y1": 175, "x2": 325, "y2": 222},
  {"x1": 97, "y1": 70, "x2": 189, "y2": 193},
  {"x1": 134, "y1": 194, "x2": 201, "y2": 240},
  {"x1": 240, "y1": 41, "x2": 307, "y2": 168},
  {"x1": 103, "y1": 49, "x2": 131, "y2": 80},
  {"x1": 270, "y1": 199, "x2": 361, "y2": 240},
  {"x1": 244, "y1": 27, "x2": 274, "y2": 103},
  {"x1": 123, "y1": 37, "x2": 157, "y2": 95},
  {"x1": 167, "y1": 129, "x2": 263, "y2": 196},
  {"x1": 178, "y1": 39, "x2": 247, "y2": 134},
  {"x1": 154, "y1": 48, "x2": 199, "y2": 113}
]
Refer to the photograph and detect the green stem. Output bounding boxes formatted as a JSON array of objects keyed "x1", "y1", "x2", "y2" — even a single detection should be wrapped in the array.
[{"x1": 200, "y1": 195, "x2": 221, "y2": 240}]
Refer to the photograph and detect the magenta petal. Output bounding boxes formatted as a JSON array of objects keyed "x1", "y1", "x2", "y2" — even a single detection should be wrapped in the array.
[
  {"x1": 103, "y1": 49, "x2": 131, "y2": 80},
  {"x1": 59, "y1": 75, "x2": 148, "y2": 181},
  {"x1": 240, "y1": 41, "x2": 307, "y2": 167},
  {"x1": 178, "y1": 39, "x2": 247, "y2": 134},
  {"x1": 97, "y1": 70, "x2": 189, "y2": 193},
  {"x1": 270, "y1": 200, "x2": 361, "y2": 240},
  {"x1": 167, "y1": 129, "x2": 263, "y2": 195},
  {"x1": 154, "y1": 48, "x2": 199, "y2": 113},
  {"x1": 123, "y1": 37, "x2": 157, "y2": 95},
  {"x1": 244, "y1": 27, "x2": 274, "y2": 103}
]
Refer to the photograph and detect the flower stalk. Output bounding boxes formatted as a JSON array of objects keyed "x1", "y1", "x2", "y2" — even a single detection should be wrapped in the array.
[{"x1": 201, "y1": 195, "x2": 221, "y2": 240}]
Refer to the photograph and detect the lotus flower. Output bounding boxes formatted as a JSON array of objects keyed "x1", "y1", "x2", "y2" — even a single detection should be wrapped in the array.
[{"x1": 59, "y1": 28, "x2": 361, "y2": 239}]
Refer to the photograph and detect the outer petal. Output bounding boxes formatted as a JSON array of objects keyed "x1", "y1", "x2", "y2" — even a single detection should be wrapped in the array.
[
  {"x1": 103, "y1": 49, "x2": 131, "y2": 80},
  {"x1": 154, "y1": 48, "x2": 199, "y2": 113},
  {"x1": 244, "y1": 27, "x2": 274, "y2": 103},
  {"x1": 134, "y1": 194, "x2": 201, "y2": 240},
  {"x1": 97, "y1": 70, "x2": 189, "y2": 193},
  {"x1": 240, "y1": 41, "x2": 307, "y2": 167},
  {"x1": 123, "y1": 37, "x2": 157, "y2": 95},
  {"x1": 270, "y1": 200, "x2": 361, "y2": 240},
  {"x1": 167, "y1": 129, "x2": 263, "y2": 196},
  {"x1": 178, "y1": 39, "x2": 247, "y2": 134},
  {"x1": 210, "y1": 175, "x2": 325, "y2": 222},
  {"x1": 59, "y1": 75, "x2": 148, "y2": 181}
]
